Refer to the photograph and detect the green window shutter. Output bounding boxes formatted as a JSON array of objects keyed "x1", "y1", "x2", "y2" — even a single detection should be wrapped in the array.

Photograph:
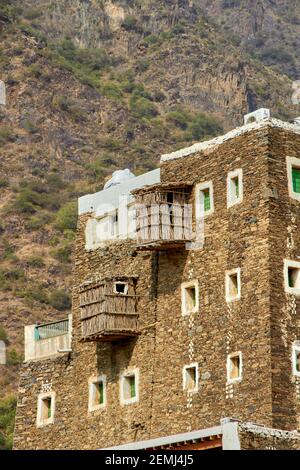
[
  {"x1": 130, "y1": 377, "x2": 136, "y2": 398},
  {"x1": 292, "y1": 168, "x2": 300, "y2": 194},
  {"x1": 234, "y1": 178, "x2": 239, "y2": 198},
  {"x1": 98, "y1": 382, "x2": 104, "y2": 405},
  {"x1": 203, "y1": 189, "x2": 211, "y2": 212},
  {"x1": 47, "y1": 400, "x2": 51, "y2": 419}
]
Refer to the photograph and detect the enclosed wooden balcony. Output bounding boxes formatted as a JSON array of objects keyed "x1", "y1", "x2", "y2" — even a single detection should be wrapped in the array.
[
  {"x1": 132, "y1": 183, "x2": 193, "y2": 250},
  {"x1": 80, "y1": 276, "x2": 139, "y2": 342}
]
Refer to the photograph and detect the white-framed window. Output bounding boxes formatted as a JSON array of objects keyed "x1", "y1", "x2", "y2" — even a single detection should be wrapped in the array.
[
  {"x1": 85, "y1": 210, "x2": 119, "y2": 250},
  {"x1": 36, "y1": 391, "x2": 55, "y2": 428},
  {"x1": 195, "y1": 181, "x2": 214, "y2": 218},
  {"x1": 227, "y1": 169, "x2": 243, "y2": 208},
  {"x1": 113, "y1": 281, "x2": 129, "y2": 295},
  {"x1": 225, "y1": 268, "x2": 241, "y2": 302},
  {"x1": 227, "y1": 352, "x2": 242, "y2": 384},
  {"x1": 120, "y1": 368, "x2": 139, "y2": 405},
  {"x1": 181, "y1": 280, "x2": 199, "y2": 316},
  {"x1": 183, "y1": 363, "x2": 198, "y2": 393},
  {"x1": 88, "y1": 375, "x2": 106, "y2": 412},
  {"x1": 292, "y1": 342, "x2": 300, "y2": 377},
  {"x1": 284, "y1": 260, "x2": 300, "y2": 296},
  {"x1": 287, "y1": 156, "x2": 300, "y2": 202},
  {"x1": 96, "y1": 211, "x2": 118, "y2": 242}
]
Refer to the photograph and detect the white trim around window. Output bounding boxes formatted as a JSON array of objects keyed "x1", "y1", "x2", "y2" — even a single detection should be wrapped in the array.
[
  {"x1": 181, "y1": 280, "x2": 199, "y2": 316},
  {"x1": 227, "y1": 169, "x2": 243, "y2": 208},
  {"x1": 88, "y1": 375, "x2": 107, "y2": 412},
  {"x1": 292, "y1": 341, "x2": 300, "y2": 377},
  {"x1": 120, "y1": 368, "x2": 139, "y2": 406},
  {"x1": 36, "y1": 391, "x2": 56, "y2": 428},
  {"x1": 225, "y1": 268, "x2": 241, "y2": 302},
  {"x1": 183, "y1": 363, "x2": 199, "y2": 393},
  {"x1": 227, "y1": 352, "x2": 243, "y2": 384},
  {"x1": 284, "y1": 259, "x2": 300, "y2": 296},
  {"x1": 287, "y1": 156, "x2": 300, "y2": 202},
  {"x1": 195, "y1": 181, "x2": 214, "y2": 219}
]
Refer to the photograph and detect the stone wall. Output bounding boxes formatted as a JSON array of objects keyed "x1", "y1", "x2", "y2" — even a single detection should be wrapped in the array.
[
  {"x1": 267, "y1": 128, "x2": 300, "y2": 430},
  {"x1": 238, "y1": 422, "x2": 300, "y2": 450},
  {"x1": 13, "y1": 125, "x2": 300, "y2": 449}
]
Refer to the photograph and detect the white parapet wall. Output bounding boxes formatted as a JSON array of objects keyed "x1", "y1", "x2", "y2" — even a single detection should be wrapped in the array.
[{"x1": 24, "y1": 315, "x2": 72, "y2": 362}]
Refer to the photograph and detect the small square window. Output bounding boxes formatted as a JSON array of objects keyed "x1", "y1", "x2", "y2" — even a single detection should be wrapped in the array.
[
  {"x1": 113, "y1": 282, "x2": 128, "y2": 295},
  {"x1": 227, "y1": 169, "x2": 243, "y2": 208},
  {"x1": 284, "y1": 260, "x2": 300, "y2": 296},
  {"x1": 195, "y1": 181, "x2": 214, "y2": 218},
  {"x1": 183, "y1": 364, "x2": 198, "y2": 392},
  {"x1": 287, "y1": 157, "x2": 300, "y2": 201},
  {"x1": 37, "y1": 392, "x2": 55, "y2": 427},
  {"x1": 181, "y1": 280, "x2": 199, "y2": 316},
  {"x1": 292, "y1": 167, "x2": 300, "y2": 194},
  {"x1": 227, "y1": 352, "x2": 242, "y2": 384},
  {"x1": 292, "y1": 342, "x2": 300, "y2": 376},
  {"x1": 88, "y1": 376, "x2": 106, "y2": 412},
  {"x1": 120, "y1": 369, "x2": 139, "y2": 405},
  {"x1": 225, "y1": 268, "x2": 241, "y2": 302}
]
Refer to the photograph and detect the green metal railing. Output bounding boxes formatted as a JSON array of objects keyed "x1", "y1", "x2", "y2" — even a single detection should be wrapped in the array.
[{"x1": 34, "y1": 319, "x2": 69, "y2": 341}]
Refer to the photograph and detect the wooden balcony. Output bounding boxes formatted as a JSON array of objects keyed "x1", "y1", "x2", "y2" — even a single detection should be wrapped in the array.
[
  {"x1": 132, "y1": 183, "x2": 193, "y2": 250},
  {"x1": 80, "y1": 277, "x2": 139, "y2": 342}
]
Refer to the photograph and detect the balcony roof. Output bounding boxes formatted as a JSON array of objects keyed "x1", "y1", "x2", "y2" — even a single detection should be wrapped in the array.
[{"x1": 131, "y1": 181, "x2": 193, "y2": 196}]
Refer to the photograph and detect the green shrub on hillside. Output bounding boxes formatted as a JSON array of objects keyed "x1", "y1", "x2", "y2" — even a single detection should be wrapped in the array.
[
  {"x1": 55, "y1": 201, "x2": 77, "y2": 232},
  {"x1": 188, "y1": 113, "x2": 223, "y2": 140},
  {"x1": 51, "y1": 241, "x2": 73, "y2": 264},
  {"x1": 26, "y1": 256, "x2": 45, "y2": 268},
  {"x1": 0, "y1": 395, "x2": 16, "y2": 450},
  {"x1": 48, "y1": 289, "x2": 71, "y2": 311},
  {"x1": 166, "y1": 110, "x2": 190, "y2": 129},
  {"x1": 0, "y1": 127, "x2": 15, "y2": 145},
  {"x1": 130, "y1": 96, "x2": 159, "y2": 119},
  {"x1": 19, "y1": 284, "x2": 48, "y2": 305},
  {"x1": 121, "y1": 15, "x2": 139, "y2": 32},
  {"x1": 0, "y1": 325, "x2": 7, "y2": 342},
  {"x1": 25, "y1": 212, "x2": 53, "y2": 230},
  {"x1": 6, "y1": 349, "x2": 22, "y2": 365}
]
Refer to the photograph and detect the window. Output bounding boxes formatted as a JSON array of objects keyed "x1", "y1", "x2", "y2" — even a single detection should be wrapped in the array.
[
  {"x1": 292, "y1": 168, "x2": 300, "y2": 194},
  {"x1": 287, "y1": 156, "x2": 300, "y2": 201},
  {"x1": 113, "y1": 282, "x2": 128, "y2": 295},
  {"x1": 292, "y1": 342, "x2": 300, "y2": 377},
  {"x1": 96, "y1": 212, "x2": 118, "y2": 241},
  {"x1": 225, "y1": 268, "x2": 241, "y2": 302},
  {"x1": 88, "y1": 376, "x2": 106, "y2": 412},
  {"x1": 181, "y1": 280, "x2": 199, "y2": 316},
  {"x1": 284, "y1": 260, "x2": 300, "y2": 295},
  {"x1": 120, "y1": 369, "x2": 139, "y2": 405},
  {"x1": 195, "y1": 181, "x2": 214, "y2": 218},
  {"x1": 183, "y1": 363, "x2": 198, "y2": 392},
  {"x1": 37, "y1": 392, "x2": 55, "y2": 427},
  {"x1": 227, "y1": 352, "x2": 242, "y2": 383},
  {"x1": 227, "y1": 169, "x2": 243, "y2": 208}
]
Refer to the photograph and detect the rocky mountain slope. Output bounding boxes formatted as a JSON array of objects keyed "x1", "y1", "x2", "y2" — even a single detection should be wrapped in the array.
[{"x1": 0, "y1": 0, "x2": 299, "y2": 448}]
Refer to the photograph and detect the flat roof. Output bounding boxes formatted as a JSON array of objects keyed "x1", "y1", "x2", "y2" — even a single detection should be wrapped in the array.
[
  {"x1": 78, "y1": 168, "x2": 160, "y2": 215},
  {"x1": 160, "y1": 118, "x2": 300, "y2": 163}
]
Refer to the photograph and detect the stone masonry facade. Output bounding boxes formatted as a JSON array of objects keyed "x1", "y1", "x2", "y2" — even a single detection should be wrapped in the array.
[{"x1": 13, "y1": 120, "x2": 300, "y2": 449}]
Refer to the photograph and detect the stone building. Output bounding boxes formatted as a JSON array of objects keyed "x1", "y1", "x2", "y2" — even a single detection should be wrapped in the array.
[{"x1": 13, "y1": 110, "x2": 300, "y2": 450}]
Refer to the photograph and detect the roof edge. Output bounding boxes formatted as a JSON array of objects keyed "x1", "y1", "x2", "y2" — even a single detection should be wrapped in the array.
[{"x1": 160, "y1": 118, "x2": 300, "y2": 164}]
